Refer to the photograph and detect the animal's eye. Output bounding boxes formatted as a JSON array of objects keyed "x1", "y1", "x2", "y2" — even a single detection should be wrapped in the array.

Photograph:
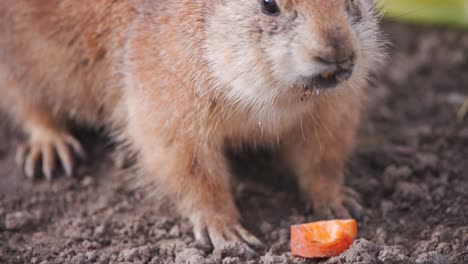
[{"x1": 261, "y1": 0, "x2": 280, "y2": 16}]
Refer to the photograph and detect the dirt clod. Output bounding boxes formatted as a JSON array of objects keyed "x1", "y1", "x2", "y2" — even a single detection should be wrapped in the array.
[
  {"x1": 4, "y1": 211, "x2": 37, "y2": 230},
  {"x1": 394, "y1": 181, "x2": 428, "y2": 202},
  {"x1": 382, "y1": 165, "x2": 413, "y2": 192},
  {"x1": 175, "y1": 248, "x2": 206, "y2": 264},
  {"x1": 378, "y1": 245, "x2": 410, "y2": 264},
  {"x1": 327, "y1": 239, "x2": 380, "y2": 264},
  {"x1": 260, "y1": 252, "x2": 289, "y2": 264},
  {"x1": 415, "y1": 251, "x2": 448, "y2": 264}
]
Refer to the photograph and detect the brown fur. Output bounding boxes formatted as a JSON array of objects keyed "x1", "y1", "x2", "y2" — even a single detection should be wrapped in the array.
[{"x1": 0, "y1": 0, "x2": 383, "y2": 248}]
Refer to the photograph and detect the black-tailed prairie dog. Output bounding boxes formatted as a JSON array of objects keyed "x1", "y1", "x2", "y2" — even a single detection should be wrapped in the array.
[{"x1": 0, "y1": 0, "x2": 384, "y2": 249}]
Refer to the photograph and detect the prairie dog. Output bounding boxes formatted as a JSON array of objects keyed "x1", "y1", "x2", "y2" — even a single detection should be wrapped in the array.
[{"x1": 0, "y1": 0, "x2": 383, "y2": 248}]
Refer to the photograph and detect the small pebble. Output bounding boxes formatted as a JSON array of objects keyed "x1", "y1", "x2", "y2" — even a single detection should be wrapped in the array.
[
  {"x1": 5, "y1": 211, "x2": 36, "y2": 230},
  {"x1": 81, "y1": 176, "x2": 94, "y2": 188}
]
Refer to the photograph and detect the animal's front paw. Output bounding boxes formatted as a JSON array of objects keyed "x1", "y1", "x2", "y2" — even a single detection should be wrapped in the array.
[
  {"x1": 16, "y1": 127, "x2": 85, "y2": 180},
  {"x1": 313, "y1": 186, "x2": 363, "y2": 220},
  {"x1": 191, "y1": 213, "x2": 265, "y2": 253}
]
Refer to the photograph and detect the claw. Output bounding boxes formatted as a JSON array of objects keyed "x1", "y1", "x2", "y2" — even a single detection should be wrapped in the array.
[
  {"x1": 206, "y1": 226, "x2": 225, "y2": 248},
  {"x1": 235, "y1": 225, "x2": 265, "y2": 250},
  {"x1": 344, "y1": 186, "x2": 362, "y2": 202},
  {"x1": 332, "y1": 204, "x2": 352, "y2": 219},
  {"x1": 16, "y1": 129, "x2": 85, "y2": 180},
  {"x1": 55, "y1": 140, "x2": 74, "y2": 177},
  {"x1": 65, "y1": 135, "x2": 86, "y2": 160},
  {"x1": 193, "y1": 218, "x2": 264, "y2": 254},
  {"x1": 312, "y1": 186, "x2": 363, "y2": 220},
  {"x1": 222, "y1": 227, "x2": 243, "y2": 244},
  {"x1": 343, "y1": 196, "x2": 363, "y2": 219},
  {"x1": 25, "y1": 147, "x2": 40, "y2": 179},
  {"x1": 194, "y1": 225, "x2": 211, "y2": 248},
  {"x1": 207, "y1": 226, "x2": 259, "y2": 256},
  {"x1": 240, "y1": 243, "x2": 259, "y2": 257},
  {"x1": 42, "y1": 145, "x2": 55, "y2": 181}
]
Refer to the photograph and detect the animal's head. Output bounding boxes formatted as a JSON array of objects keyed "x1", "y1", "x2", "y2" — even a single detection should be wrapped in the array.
[{"x1": 205, "y1": 0, "x2": 384, "y2": 110}]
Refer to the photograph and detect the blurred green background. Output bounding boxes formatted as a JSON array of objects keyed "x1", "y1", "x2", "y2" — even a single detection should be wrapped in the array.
[{"x1": 380, "y1": 0, "x2": 468, "y2": 28}]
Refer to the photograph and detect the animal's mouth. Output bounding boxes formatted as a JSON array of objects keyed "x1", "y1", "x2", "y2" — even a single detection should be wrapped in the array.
[
  {"x1": 301, "y1": 66, "x2": 353, "y2": 92},
  {"x1": 297, "y1": 57, "x2": 355, "y2": 95}
]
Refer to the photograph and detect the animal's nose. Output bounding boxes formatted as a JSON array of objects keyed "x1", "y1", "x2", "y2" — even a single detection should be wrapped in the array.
[{"x1": 312, "y1": 25, "x2": 355, "y2": 67}]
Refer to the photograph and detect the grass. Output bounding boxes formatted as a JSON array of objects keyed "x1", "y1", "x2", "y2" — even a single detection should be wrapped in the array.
[{"x1": 380, "y1": 0, "x2": 468, "y2": 28}]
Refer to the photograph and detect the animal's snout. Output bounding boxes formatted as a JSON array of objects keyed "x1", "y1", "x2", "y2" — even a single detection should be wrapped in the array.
[
  {"x1": 309, "y1": 27, "x2": 356, "y2": 88},
  {"x1": 312, "y1": 25, "x2": 355, "y2": 67}
]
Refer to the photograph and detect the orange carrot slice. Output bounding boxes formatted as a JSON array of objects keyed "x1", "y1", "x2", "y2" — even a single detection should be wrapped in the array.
[{"x1": 291, "y1": 219, "x2": 357, "y2": 258}]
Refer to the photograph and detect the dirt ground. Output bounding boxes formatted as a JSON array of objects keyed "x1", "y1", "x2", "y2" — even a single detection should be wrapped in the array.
[{"x1": 1, "y1": 22, "x2": 467, "y2": 264}]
